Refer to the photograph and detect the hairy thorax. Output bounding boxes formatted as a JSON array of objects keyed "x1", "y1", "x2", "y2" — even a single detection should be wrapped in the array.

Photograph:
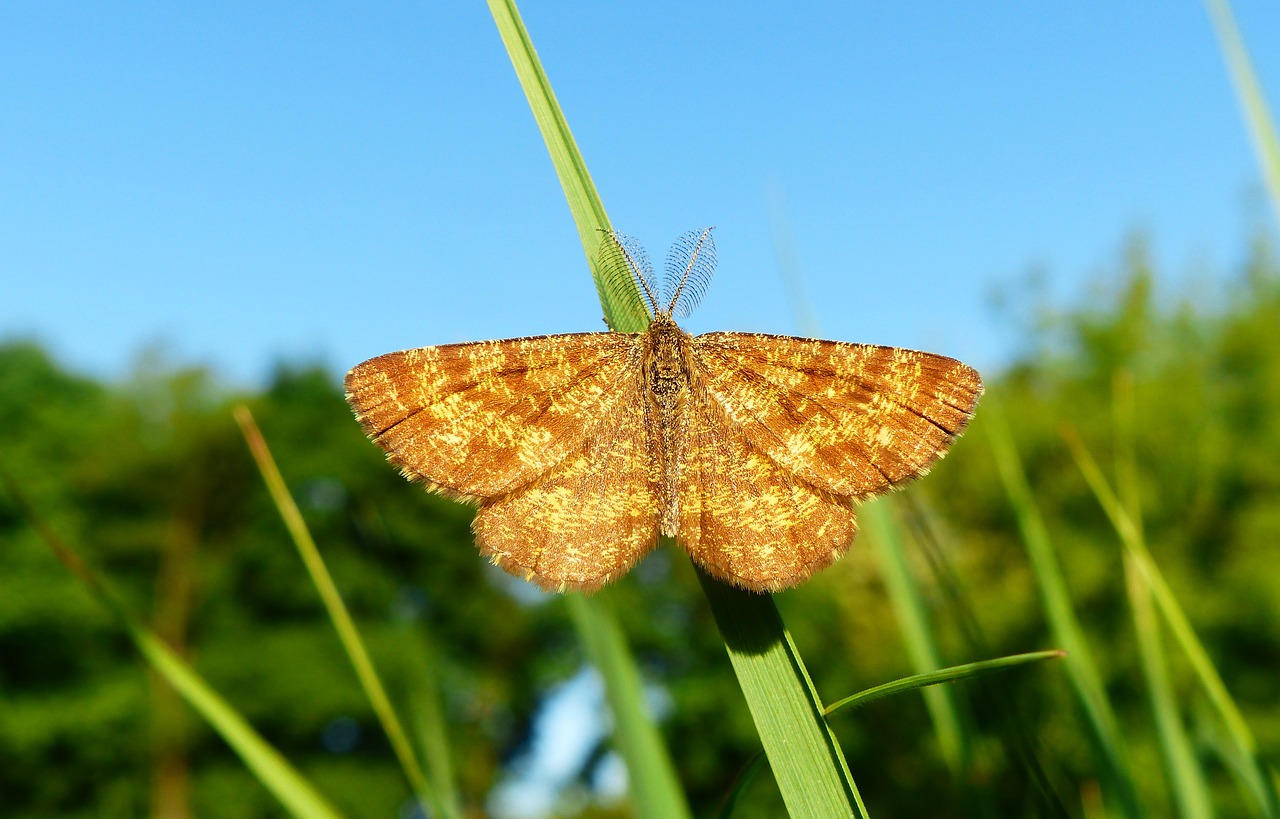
[{"x1": 641, "y1": 315, "x2": 694, "y2": 535}]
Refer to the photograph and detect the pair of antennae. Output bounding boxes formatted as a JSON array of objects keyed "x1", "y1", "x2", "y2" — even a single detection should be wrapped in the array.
[{"x1": 598, "y1": 228, "x2": 717, "y2": 325}]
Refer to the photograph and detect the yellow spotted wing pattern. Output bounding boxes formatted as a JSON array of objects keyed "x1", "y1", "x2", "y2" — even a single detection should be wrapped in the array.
[
  {"x1": 345, "y1": 332, "x2": 662, "y2": 591},
  {"x1": 346, "y1": 325, "x2": 981, "y2": 593},
  {"x1": 346, "y1": 224, "x2": 980, "y2": 593},
  {"x1": 680, "y1": 333, "x2": 981, "y2": 590}
]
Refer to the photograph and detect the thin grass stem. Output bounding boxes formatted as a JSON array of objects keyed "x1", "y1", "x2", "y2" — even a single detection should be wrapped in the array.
[{"x1": 234, "y1": 407, "x2": 444, "y2": 818}]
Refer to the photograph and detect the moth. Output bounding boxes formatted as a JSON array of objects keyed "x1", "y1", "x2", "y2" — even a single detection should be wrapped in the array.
[{"x1": 344, "y1": 229, "x2": 982, "y2": 592}]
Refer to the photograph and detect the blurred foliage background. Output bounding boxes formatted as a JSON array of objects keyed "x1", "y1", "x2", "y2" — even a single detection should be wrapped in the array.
[{"x1": 1, "y1": 228, "x2": 1277, "y2": 818}]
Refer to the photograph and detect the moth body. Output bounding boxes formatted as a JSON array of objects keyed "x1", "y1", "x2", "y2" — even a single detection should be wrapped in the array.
[{"x1": 641, "y1": 313, "x2": 696, "y2": 537}]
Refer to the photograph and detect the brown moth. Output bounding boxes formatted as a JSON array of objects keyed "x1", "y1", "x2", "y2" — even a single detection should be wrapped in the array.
[{"x1": 344, "y1": 229, "x2": 982, "y2": 593}]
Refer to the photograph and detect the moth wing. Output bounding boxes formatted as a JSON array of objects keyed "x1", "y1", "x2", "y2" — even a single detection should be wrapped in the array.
[
  {"x1": 676, "y1": 381, "x2": 857, "y2": 591},
  {"x1": 344, "y1": 332, "x2": 639, "y2": 500},
  {"x1": 472, "y1": 351, "x2": 660, "y2": 592},
  {"x1": 691, "y1": 333, "x2": 982, "y2": 499}
]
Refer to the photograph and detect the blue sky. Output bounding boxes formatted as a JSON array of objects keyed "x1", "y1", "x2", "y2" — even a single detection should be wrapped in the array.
[{"x1": 3, "y1": 4, "x2": 1278, "y2": 387}]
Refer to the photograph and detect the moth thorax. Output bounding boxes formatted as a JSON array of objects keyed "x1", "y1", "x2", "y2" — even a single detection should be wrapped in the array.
[{"x1": 646, "y1": 316, "x2": 689, "y2": 397}]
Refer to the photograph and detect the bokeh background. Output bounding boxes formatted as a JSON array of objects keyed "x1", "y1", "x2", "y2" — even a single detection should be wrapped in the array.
[{"x1": 2, "y1": 4, "x2": 1278, "y2": 818}]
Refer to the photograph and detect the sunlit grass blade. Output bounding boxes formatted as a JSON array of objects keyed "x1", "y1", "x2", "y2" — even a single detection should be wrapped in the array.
[
  {"x1": 861, "y1": 499, "x2": 967, "y2": 773},
  {"x1": 1205, "y1": 0, "x2": 1280, "y2": 226},
  {"x1": 566, "y1": 593, "x2": 691, "y2": 819},
  {"x1": 698, "y1": 569, "x2": 867, "y2": 818},
  {"x1": 488, "y1": 2, "x2": 866, "y2": 814},
  {"x1": 1113, "y1": 372, "x2": 1215, "y2": 819},
  {"x1": 398, "y1": 624, "x2": 463, "y2": 819},
  {"x1": 713, "y1": 649, "x2": 1065, "y2": 817},
  {"x1": 712, "y1": 753, "x2": 769, "y2": 819},
  {"x1": 485, "y1": 4, "x2": 692, "y2": 816},
  {"x1": 1063, "y1": 425, "x2": 1280, "y2": 818},
  {"x1": 984, "y1": 399, "x2": 1144, "y2": 819},
  {"x1": 824, "y1": 649, "x2": 1067, "y2": 715},
  {"x1": 1, "y1": 469, "x2": 346, "y2": 819},
  {"x1": 234, "y1": 406, "x2": 445, "y2": 818},
  {"x1": 1125, "y1": 557, "x2": 1215, "y2": 818},
  {"x1": 486, "y1": 0, "x2": 647, "y2": 333}
]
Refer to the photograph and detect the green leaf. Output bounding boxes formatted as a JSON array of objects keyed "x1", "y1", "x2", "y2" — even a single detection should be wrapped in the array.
[{"x1": 824, "y1": 650, "x2": 1067, "y2": 716}]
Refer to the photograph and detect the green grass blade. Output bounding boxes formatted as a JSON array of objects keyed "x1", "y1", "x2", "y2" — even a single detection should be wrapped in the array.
[
  {"x1": 1, "y1": 470, "x2": 346, "y2": 819},
  {"x1": 234, "y1": 407, "x2": 442, "y2": 817},
  {"x1": 698, "y1": 569, "x2": 867, "y2": 818},
  {"x1": 712, "y1": 753, "x2": 769, "y2": 819},
  {"x1": 566, "y1": 594, "x2": 692, "y2": 819},
  {"x1": 984, "y1": 400, "x2": 1144, "y2": 819},
  {"x1": 398, "y1": 624, "x2": 463, "y2": 819},
  {"x1": 1205, "y1": 0, "x2": 1280, "y2": 226},
  {"x1": 899, "y1": 498, "x2": 1076, "y2": 819},
  {"x1": 486, "y1": 0, "x2": 647, "y2": 333},
  {"x1": 824, "y1": 650, "x2": 1067, "y2": 716},
  {"x1": 1125, "y1": 557, "x2": 1215, "y2": 819},
  {"x1": 129, "y1": 624, "x2": 346, "y2": 819},
  {"x1": 861, "y1": 499, "x2": 967, "y2": 773},
  {"x1": 1063, "y1": 426, "x2": 1279, "y2": 818},
  {"x1": 714, "y1": 649, "x2": 1064, "y2": 818},
  {"x1": 487, "y1": 2, "x2": 864, "y2": 814},
  {"x1": 1113, "y1": 373, "x2": 1215, "y2": 819},
  {"x1": 485, "y1": 5, "x2": 692, "y2": 816}
]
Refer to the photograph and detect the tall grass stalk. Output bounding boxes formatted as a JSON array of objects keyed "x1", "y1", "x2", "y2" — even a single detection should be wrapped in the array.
[
  {"x1": 1113, "y1": 373, "x2": 1215, "y2": 818},
  {"x1": 862, "y1": 499, "x2": 968, "y2": 773},
  {"x1": 1205, "y1": 0, "x2": 1280, "y2": 226},
  {"x1": 1063, "y1": 426, "x2": 1279, "y2": 818},
  {"x1": 235, "y1": 406, "x2": 450, "y2": 819},
  {"x1": 1126, "y1": 556, "x2": 1215, "y2": 819},
  {"x1": 564, "y1": 592, "x2": 692, "y2": 819},
  {"x1": 398, "y1": 624, "x2": 463, "y2": 819},
  {"x1": 985, "y1": 400, "x2": 1144, "y2": 819},
  {"x1": 486, "y1": 0, "x2": 866, "y2": 814}
]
